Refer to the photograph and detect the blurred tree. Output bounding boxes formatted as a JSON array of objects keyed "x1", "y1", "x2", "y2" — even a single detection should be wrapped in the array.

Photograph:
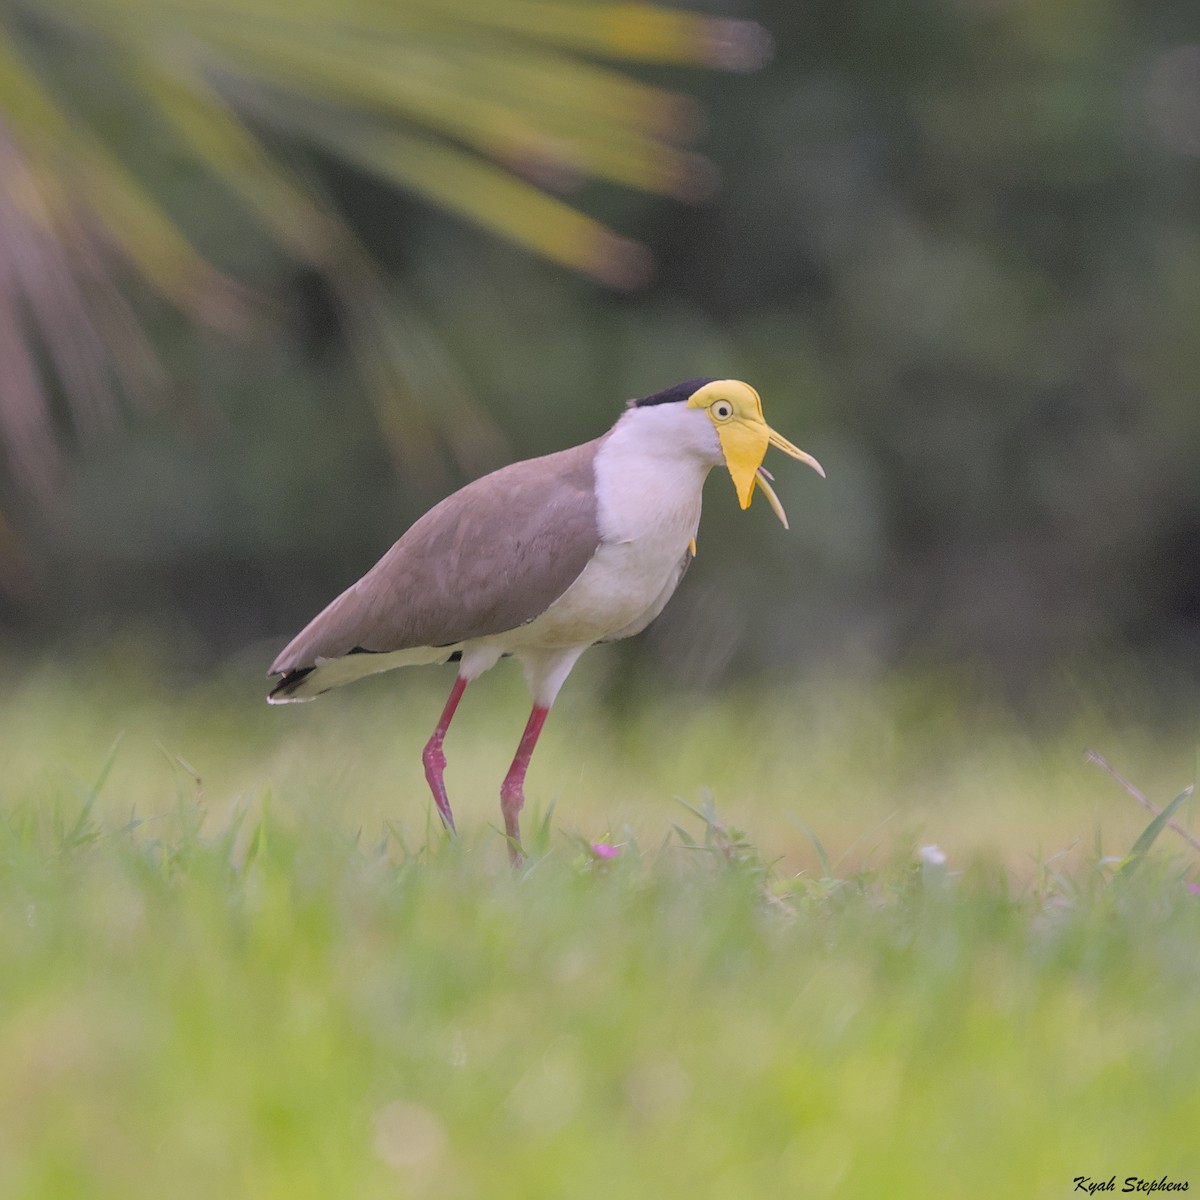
[{"x1": 0, "y1": 0, "x2": 766, "y2": 491}]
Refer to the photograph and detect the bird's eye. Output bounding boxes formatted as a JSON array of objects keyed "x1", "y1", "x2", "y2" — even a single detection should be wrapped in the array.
[{"x1": 712, "y1": 400, "x2": 734, "y2": 420}]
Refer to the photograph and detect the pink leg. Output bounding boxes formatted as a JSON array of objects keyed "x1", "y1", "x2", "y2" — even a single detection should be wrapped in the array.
[
  {"x1": 500, "y1": 705, "x2": 549, "y2": 864},
  {"x1": 422, "y1": 675, "x2": 467, "y2": 834}
]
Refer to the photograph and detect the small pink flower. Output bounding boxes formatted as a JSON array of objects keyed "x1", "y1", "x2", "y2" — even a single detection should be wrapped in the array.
[
  {"x1": 1186, "y1": 881, "x2": 1200, "y2": 896},
  {"x1": 590, "y1": 841, "x2": 620, "y2": 859}
]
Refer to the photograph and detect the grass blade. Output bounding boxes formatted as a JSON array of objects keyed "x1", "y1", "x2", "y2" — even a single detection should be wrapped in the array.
[
  {"x1": 1118, "y1": 787, "x2": 1195, "y2": 878},
  {"x1": 788, "y1": 814, "x2": 832, "y2": 878}
]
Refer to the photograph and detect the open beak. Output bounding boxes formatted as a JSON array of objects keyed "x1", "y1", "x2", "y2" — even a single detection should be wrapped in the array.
[
  {"x1": 767, "y1": 428, "x2": 826, "y2": 480},
  {"x1": 753, "y1": 467, "x2": 789, "y2": 529},
  {"x1": 721, "y1": 421, "x2": 825, "y2": 521}
]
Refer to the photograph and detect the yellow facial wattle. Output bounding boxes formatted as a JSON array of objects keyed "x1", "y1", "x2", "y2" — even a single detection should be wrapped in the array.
[{"x1": 687, "y1": 380, "x2": 825, "y2": 523}]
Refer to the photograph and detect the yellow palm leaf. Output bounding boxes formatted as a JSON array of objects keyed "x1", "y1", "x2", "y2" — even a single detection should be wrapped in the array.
[{"x1": 0, "y1": 0, "x2": 768, "y2": 487}]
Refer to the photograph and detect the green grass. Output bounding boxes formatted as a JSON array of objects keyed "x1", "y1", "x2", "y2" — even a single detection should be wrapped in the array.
[{"x1": 2, "y1": 656, "x2": 1199, "y2": 1198}]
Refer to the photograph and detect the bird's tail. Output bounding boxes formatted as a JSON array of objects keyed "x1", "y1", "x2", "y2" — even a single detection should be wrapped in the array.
[
  {"x1": 267, "y1": 643, "x2": 463, "y2": 704},
  {"x1": 268, "y1": 668, "x2": 323, "y2": 703}
]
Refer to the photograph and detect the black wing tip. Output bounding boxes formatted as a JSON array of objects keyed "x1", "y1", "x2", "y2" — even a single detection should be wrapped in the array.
[
  {"x1": 267, "y1": 643, "x2": 382, "y2": 702},
  {"x1": 629, "y1": 378, "x2": 720, "y2": 408},
  {"x1": 268, "y1": 667, "x2": 317, "y2": 701}
]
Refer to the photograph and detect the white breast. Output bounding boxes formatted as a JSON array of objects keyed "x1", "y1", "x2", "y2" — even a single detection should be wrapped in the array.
[{"x1": 498, "y1": 403, "x2": 720, "y2": 650}]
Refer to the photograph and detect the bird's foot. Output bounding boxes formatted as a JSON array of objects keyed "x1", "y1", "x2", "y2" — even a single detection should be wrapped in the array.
[
  {"x1": 421, "y1": 738, "x2": 457, "y2": 834},
  {"x1": 498, "y1": 704, "x2": 548, "y2": 867},
  {"x1": 500, "y1": 779, "x2": 525, "y2": 866}
]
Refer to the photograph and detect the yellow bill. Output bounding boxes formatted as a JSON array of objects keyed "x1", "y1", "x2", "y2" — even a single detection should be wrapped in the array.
[
  {"x1": 754, "y1": 467, "x2": 789, "y2": 529},
  {"x1": 687, "y1": 379, "x2": 825, "y2": 517}
]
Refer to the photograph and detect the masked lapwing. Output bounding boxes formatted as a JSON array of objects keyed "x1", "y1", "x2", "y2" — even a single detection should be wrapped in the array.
[{"x1": 268, "y1": 379, "x2": 823, "y2": 861}]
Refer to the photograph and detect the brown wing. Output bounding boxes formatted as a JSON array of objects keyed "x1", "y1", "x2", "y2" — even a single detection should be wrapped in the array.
[{"x1": 269, "y1": 437, "x2": 602, "y2": 676}]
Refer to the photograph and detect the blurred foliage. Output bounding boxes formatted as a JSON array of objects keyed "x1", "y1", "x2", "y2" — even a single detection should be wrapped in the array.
[
  {"x1": 2, "y1": 0, "x2": 1200, "y2": 688},
  {"x1": 0, "y1": 0, "x2": 759, "y2": 487}
]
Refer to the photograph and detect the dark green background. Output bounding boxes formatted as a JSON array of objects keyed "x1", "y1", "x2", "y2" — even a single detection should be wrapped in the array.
[{"x1": 6, "y1": 0, "x2": 1200, "y2": 693}]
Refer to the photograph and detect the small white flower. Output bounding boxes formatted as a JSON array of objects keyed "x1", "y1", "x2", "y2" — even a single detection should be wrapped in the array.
[{"x1": 919, "y1": 844, "x2": 947, "y2": 867}]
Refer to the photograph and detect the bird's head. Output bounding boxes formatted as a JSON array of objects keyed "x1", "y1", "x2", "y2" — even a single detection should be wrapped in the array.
[{"x1": 685, "y1": 379, "x2": 825, "y2": 527}]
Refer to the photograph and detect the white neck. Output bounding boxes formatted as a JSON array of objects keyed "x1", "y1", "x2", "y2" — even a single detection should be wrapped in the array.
[{"x1": 592, "y1": 404, "x2": 721, "y2": 546}]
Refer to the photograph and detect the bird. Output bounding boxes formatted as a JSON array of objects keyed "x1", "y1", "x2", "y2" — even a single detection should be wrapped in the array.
[{"x1": 268, "y1": 378, "x2": 824, "y2": 861}]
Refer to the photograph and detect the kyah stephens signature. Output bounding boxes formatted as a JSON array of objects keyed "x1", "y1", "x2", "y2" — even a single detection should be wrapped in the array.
[{"x1": 1074, "y1": 1179, "x2": 1189, "y2": 1195}]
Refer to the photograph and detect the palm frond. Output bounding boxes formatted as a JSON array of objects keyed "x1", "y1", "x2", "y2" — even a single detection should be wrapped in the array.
[{"x1": 0, "y1": 0, "x2": 768, "y2": 488}]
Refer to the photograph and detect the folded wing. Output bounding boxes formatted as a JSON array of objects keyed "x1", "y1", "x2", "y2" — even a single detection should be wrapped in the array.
[{"x1": 269, "y1": 438, "x2": 603, "y2": 691}]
